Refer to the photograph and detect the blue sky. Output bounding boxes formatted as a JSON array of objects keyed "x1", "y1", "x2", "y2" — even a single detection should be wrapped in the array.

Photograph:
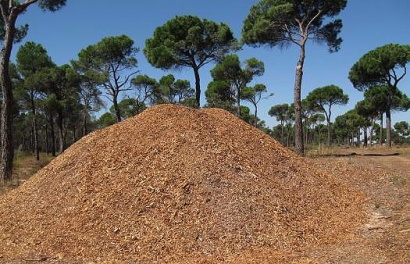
[{"x1": 11, "y1": 0, "x2": 410, "y2": 128}]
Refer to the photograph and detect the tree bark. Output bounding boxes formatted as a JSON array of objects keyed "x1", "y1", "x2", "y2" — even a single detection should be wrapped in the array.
[
  {"x1": 369, "y1": 119, "x2": 375, "y2": 146},
  {"x1": 30, "y1": 95, "x2": 40, "y2": 161},
  {"x1": 112, "y1": 93, "x2": 121, "y2": 122},
  {"x1": 56, "y1": 111, "x2": 64, "y2": 153},
  {"x1": 49, "y1": 113, "x2": 56, "y2": 157},
  {"x1": 83, "y1": 112, "x2": 88, "y2": 136},
  {"x1": 386, "y1": 108, "x2": 392, "y2": 148},
  {"x1": 236, "y1": 85, "x2": 241, "y2": 117},
  {"x1": 253, "y1": 104, "x2": 258, "y2": 127},
  {"x1": 0, "y1": 62, "x2": 15, "y2": 182},
  {"x1": 0, "y1": 12, "x2": 17, "y2": 183},
  {"x1": 304, "y1": 119, "x2": 308, "y2": 146},
  {"x1": 363, "y1": 127, "x2": 368, "y2": 147},
  {"x1": 326, "y1": 119, "x2": 331, "y2": 147},
  {"x1": 280, "y1": 121, "x2": 284, "y2": 144},
  {"x1": 293, "y1": 45, "x2": 305, "y2": 156},
  {"x1": 44, "y1": 124, "x2": 49, "y2": 155},
  {"x1": 193, "y1": 65, "x2": 201, "y2": 108},
  {"x1": 380, "y1": 114, "x2": 384, "y2": 146}
]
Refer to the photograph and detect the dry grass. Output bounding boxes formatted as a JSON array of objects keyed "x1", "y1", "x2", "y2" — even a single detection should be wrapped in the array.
[
  {"x1": 0, "y1": 153, "x2": 54, "y2": 195},
  {"x1": 306, "y1": 144, "x2": 410, "y2": 157}
]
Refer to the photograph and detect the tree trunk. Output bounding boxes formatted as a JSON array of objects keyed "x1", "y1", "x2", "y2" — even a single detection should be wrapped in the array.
[
  {"x1": 56, "y1": 111, "x2": 64, "y2": 153},
  {"x1": 386, "y1": 108, "x2": 392, "y2": 148},
  {"x1": 363, "y1": 127, "x2": 368, "y2": 147},
  {"x1": 113, "y1": 93, "x2": 121, "y2": 122},
  {"x1": 50, "y1": 113, "x2": 56, "y2": 157},
  {"x1": 0, "y1": 65, "x2": 14, "y2": 183},
  {"x1": 286, "y1": 126, "x2": 290, "y2": 147},
  {"x1": 193, "y1": 65, "x2": 201, "y2": 108},
  {"x1": 236, "y1": 86, "x2": 241, "y2": 117},
  {"x1": 30, "y1": 121, "x2": 34, "y2": 153},
  {"x1": 293, "y1": 45, "x2": 306, "y2": 156},
  {"x1": 30, "y1": 95, "x2": 40, "y2": 161},
  {"x1": 304, "y1": 119, "x2": 309, "y2": 147},
  {"x1": 83, "y1": 111, "x2": 88, "y2": 136},
  {"x1": 280, "y1": 121, "x2": 284, "y2": 145},
  {"x1": 44, "y1": 124, "x2": 49, "y2": 155},
  {"x1": 253, "y1": 104, "x2": 258, "y2": 127},
  {"x1": 326, "y1": 119, "x2": 331, "y2": 147},
  {"x1": 369, "y1": 119, "x2": 375, "y2": 147},
  {"x1": 72, "y1": 125, "x2": 77, "y2": 143},
  {"x1": 380, "y1": 114, "x2": 384, "y2": 146},
  {"x1": 0, "y1": 14, "x2": 18, "y2": 183}
]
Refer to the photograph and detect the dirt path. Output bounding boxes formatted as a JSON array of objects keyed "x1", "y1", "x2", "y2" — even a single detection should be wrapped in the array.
[{"x1": 308, "y1": 154, "x2": 410, "y2": 264}]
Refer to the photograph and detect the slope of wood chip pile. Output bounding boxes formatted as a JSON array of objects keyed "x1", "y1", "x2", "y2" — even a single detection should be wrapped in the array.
[{"x1": 0, "y1": 105, "x2": 365, "y2": 262}]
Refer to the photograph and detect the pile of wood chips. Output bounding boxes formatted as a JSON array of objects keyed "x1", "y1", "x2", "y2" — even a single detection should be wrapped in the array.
[{"x1": 0, "y1": 105, "x2": 365, "y2": 263}]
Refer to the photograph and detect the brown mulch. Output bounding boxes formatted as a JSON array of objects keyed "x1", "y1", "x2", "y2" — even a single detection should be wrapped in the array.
[{"x1": 0, "y1": 105, "x2": 365, "y2": 263}]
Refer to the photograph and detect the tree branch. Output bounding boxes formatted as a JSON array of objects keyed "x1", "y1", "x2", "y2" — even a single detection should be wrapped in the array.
[
  {"x1": 305, "y1": 9, "x2": 322, "y2": 37},
  {"x1": 283, "y1": 23, "x2": 301, "y2": 46}
]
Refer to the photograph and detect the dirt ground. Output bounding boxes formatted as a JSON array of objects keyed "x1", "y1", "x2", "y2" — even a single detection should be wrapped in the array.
[
  {"x1": 304, "y1": 147, "x2": 410, "y2": 264},
  {"x1": 0, "y1": 147, "x2": 409, "y2": 263}
]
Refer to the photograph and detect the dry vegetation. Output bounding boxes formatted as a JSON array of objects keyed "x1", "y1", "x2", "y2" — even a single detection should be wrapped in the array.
[
  {"x1": 0, "y1": 153, "x2": 54, "y2": 196},
  {"x1": 0, "y1": 105, "x2": 408, "y2": 263}
]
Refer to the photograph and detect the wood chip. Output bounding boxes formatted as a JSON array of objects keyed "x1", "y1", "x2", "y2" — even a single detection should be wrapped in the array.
[{"x1": 0, "y1": 104, "x2": 365, "y2": 262}]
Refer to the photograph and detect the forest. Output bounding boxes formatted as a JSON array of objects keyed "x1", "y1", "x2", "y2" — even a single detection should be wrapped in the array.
[{"x1": 0, "y1": 0, "x2": 409, "y2": 182}]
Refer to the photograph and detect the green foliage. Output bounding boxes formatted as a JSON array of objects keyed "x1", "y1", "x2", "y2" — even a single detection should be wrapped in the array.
[
  {"x1": 349, "y1": 44, "x2": 410, "y2": 90},
  {"x1": 16, "y1": 42, "x2": 55, "y2": 78},
  {"x1": 110, "y1": 98, "x2": 145, "y2": 120},
  {"x1": 145, "y1": 15, "x2": 237, "y2": 69},
  {"x1": 242, "y1": 0, "x2": 347, "y2": 155},
  {"x1": 210, "y1": 54, "x2": 242, "y2": 81},
  {"x1": 333, "y1": 109, "x2": 369, "y2": 145},
  {"x1": 242, "y1": 0, "x2": 346, "y2": 52},
  {"x1": 205, "y1": 80, "x2": 235, "y2": 111},
  {"x1": 349, "y1": 44, "x2": 410, "y2": 148},
  {"x1": 0, "y1": 0, "x2": 66, "y2": 43},
  {"x1": 268, "y1": 103, "x2": 289, "y2": 124},
  {"x1": 363, "y1": 85, "x2": 410, "y2": 114},
  {"x1": 211, "y1": 55, "x2": 264, "y2": 85},
  {"x1": 207, "y1": 54, "x2": 264, "y2": 116},
  {"x1": 241, "y1": 83, "x2": 268, "y2": 100},
  {"x1": 242, "y1": 83, "x2": 272, "y2": 119},
  {"x1": 172, "y1": 79, "x2": 195, "y2": 104},
  {"x1": 305, "y1": 85, "x2": 348, "y2": 116},
  {"x1": 37, "y1": 0, "x2": 67, "y2": 11},
  {"x1": 0, "y1": 0, "x2": 68, "y2": 181},
  {"x1": 131, "y1": 74, "x2": 160, "y2": 106},
  {"x1": 157, "y1": 74, "x2": 195, "y2": 104},
  {"x1": 75, "y1": 35, "x2": 138, "y2": 76},
  {"x1": 394, "y1": 121, "x2": 410, "y2": 138},
  {"x1": 305, "y1": 84, "x2": 349, "y2": 145},
  {"x1": 97, "y1": 112, "x2": 116, "y2": 128},
  {"x1": 0, "y1": 22, "x2": 28, "y2": 43},
  {"x1": 269, "y1": 103, "x2": 292, "y2": 144},
  {"x1": 239, "y1": 105, "x2": 253, "y2": 123},
  {"x1": 355, "y1": 98, "x2": 380, "y2": 119},
  {"x1": 144, "y1": 15, "x2": 237, "y2": 106},
  {"x1": 73, "y1": 35, "x2": 139, "y2": 122}
]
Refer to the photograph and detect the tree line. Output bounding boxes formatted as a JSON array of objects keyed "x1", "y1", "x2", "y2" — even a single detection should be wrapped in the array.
[{"x1": 0, "y1": 0, "x2": 409, "y2": 183}]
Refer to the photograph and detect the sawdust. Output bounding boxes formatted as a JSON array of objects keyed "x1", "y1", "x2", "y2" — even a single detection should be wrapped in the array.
[{"x1": 0, "y1": 104, "x2": 365, "y2": 262}]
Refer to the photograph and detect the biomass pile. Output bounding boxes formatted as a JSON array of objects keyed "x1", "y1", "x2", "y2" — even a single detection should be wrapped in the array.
[{"x1": 0, "y1": 105, "x2": 364, "y2": 262}]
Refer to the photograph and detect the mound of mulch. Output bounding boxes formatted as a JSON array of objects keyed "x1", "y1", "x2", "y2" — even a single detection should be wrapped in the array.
[{"x1": 0, "y1": 105, "x2": 365, "y2": 262}]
